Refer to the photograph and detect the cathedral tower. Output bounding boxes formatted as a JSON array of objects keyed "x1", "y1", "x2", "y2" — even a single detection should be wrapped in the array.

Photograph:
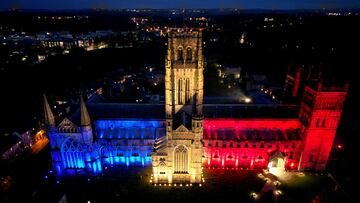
[
  {"x1": 298, "y1": 80, "x2": 348, "y2": 170},
  {"x1": 152, "y1": 28, "x2": 204, "y2": 184}
]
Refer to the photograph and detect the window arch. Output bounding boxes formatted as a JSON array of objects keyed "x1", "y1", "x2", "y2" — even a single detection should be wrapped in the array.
[
  {"x1": 61, "y1": 137, "x2": 85, "y2": 168},
  {"x1": 61, "y1": 137, "x2": 83, "y2": 152},
  {"x1": 186, "y1": 47, "x2": 192, "y2": 61},
  {"x1": 289, "y1": 152, "x2": 294, "y2": 159},
  {"x1": 177, "y1": 47, "x2": 183, "y2": 61},
  {"x1": 316, "y1": 118, "x2": 320, "y2": 127},
  {"x1": 174, "y1": 145, "x2": 188, "y2": 173},
  {"x1": 322, "y1": 119, "x2": 326, "y2": 127}
]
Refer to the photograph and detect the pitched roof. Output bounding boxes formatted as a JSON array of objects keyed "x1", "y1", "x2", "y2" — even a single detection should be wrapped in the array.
[
  {"x1": 69, "y1": 103, "x2": 298, "y2": 125},
  {"x1": 203, "y1": 127, "x2": 302, "y2": 141}
]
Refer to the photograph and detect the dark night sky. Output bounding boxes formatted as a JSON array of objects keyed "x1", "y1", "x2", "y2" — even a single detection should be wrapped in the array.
[{"x1": 0, "y1": 0, "x2": 359, "y2": 10}]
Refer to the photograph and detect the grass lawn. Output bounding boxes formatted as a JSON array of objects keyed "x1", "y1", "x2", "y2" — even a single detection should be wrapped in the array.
[
  {"x1": 38, "y1": 167, "x2": 265, "y2": 202},
  {"x1": 277, "y1": 172, "x2": 352, "y2": 202},
  {"x1": 31, "y1": 167, "x2": 353, "y2": 202}
]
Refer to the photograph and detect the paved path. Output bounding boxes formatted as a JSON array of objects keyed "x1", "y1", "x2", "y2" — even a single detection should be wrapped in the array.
[{"x1": 253, "y1": 172, "x2": 279, "y2": 203}]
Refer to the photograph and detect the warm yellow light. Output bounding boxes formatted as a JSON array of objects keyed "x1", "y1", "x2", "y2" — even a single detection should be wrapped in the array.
[
  {"x1": 273, "y1": 181, "x2": 281, "y2": 186},
  {"x1": 275, "y1": 190, "x2": 282, "y2": 195},
  {"x1": 298, "y1": 172, "x2": 305, "y2": 177},
  {"x1": 245, "y1": 98, "x2": 251, "y2": 103}
]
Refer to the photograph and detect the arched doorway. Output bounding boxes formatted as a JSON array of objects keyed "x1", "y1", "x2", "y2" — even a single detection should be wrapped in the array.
[{"x1": 268, "y1": 151, "x2": 286, "y2": 176}]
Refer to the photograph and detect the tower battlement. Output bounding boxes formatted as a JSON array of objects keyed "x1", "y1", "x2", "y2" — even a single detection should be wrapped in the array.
[{"x1": 167, "y1": 28, "x2": 202, "y2": 37}]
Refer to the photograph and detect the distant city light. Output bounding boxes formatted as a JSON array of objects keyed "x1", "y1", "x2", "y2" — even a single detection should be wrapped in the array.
[{"x1": 244, "y1": 98, "x2": 251, "y2": 103}]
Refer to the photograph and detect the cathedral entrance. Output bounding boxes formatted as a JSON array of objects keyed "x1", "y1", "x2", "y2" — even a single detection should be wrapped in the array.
[{"x1": 268, "y1": 151, "x2": 286, "y2": 176}]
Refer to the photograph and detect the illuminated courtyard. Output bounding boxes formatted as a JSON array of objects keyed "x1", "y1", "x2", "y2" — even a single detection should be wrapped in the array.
[{"x1": 27, "y1": 166, "x2": 348, "y2": 202}]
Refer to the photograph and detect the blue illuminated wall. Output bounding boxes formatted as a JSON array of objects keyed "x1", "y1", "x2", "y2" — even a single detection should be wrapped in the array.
[
  {"x1": 95, "y1": 119, "x2": 165, "y2": 167},
  {"x1": 48, "y1": 119, "x2": 165, "y2": 176}
]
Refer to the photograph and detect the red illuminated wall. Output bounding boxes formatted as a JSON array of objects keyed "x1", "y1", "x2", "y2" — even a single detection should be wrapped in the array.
[
  {"x1": 203, "y1": 119, "x2": 304, "y2": 170},
  {"x1": 202, "y1": 83, "x2": 347, "y2": 172},
  {"x1": 299, "y1": 87, "x2": 347, "y2": 170}
]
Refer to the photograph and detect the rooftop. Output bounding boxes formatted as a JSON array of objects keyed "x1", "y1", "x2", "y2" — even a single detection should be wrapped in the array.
[{"x1": 68, "y1": 102, "x2": 298, "y2": 126}]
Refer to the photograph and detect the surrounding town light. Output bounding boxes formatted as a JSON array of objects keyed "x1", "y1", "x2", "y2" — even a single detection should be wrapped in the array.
[
  {"x1": 250, "y1": 192, "x2": 258, "y2": 198},
  {"x1": 244, "y1": 97, "x2": 251, "y2": 103}
]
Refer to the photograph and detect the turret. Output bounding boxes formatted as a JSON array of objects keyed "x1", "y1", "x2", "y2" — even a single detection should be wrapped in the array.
[
  {"x1": 292, "y1": 65, "x2": 302, "y2": 97},
  {"x1": 43, "y1": 94, "x2": 55, "y2": 128},
  {"x1": 80, "y1": 95, "x2": 93, "y2": 145}
]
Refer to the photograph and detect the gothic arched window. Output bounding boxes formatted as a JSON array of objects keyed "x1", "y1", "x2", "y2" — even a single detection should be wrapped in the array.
[
  {"x1": 61, "y1": 137, "x2": 83, "y2": 152},
  {"x1": 177, "y1": 47, "x2": 183, "y2": 61},
  {"x1": 186, "y1": 47, "x2": 192, "y2": 61},
  {"x1": 174, "y1": 145, "x2": 188, "y2": 173},
  {"x1": 289, "y1": 152, "x2": 294, "y2": 159},
  {"x1": 61, "y1": 137, "x2": 85, "y2": 168},
  {"x1": 316, "y1": 118, "x2": 320, "y2": 127}
]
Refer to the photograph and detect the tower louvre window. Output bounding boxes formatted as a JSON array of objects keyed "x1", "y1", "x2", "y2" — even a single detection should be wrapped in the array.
[
  {"x1": 178, "y1": 79, "x2": 183, "y2": 104},
  {"x1": 186, "y1": 47, "x2": 192, "y2": 61},
  {"x1": 185, "y1": 79, "x2": 190, "y2": 104},
  {"x1": 177, "y1": 48, "x2": 183, "y2": 61}
]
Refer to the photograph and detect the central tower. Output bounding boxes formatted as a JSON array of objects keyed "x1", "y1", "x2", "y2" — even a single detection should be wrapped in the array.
[{"x1": 152, "y1": 28, "x2": 204, "y2": 184}]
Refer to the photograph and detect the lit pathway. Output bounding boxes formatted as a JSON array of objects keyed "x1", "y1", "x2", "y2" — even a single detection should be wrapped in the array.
[{"x1": 253, "y1": 171, "x2": 280, "y2": 203}]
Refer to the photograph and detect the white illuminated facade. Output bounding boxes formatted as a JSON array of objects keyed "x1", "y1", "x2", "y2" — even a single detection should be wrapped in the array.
[{"x1": 152, "y1": 29, "x2": 204, "y2": 184}]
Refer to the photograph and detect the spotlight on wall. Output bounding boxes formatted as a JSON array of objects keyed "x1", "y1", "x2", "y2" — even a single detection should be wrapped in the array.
[{"x1": 244, "y1": 97, "x2": 252, "y2": 103}]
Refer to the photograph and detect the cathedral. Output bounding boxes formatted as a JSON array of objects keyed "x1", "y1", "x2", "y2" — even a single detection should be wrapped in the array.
[{"x1": 45, "y1": 28, "x2": 348, "y2": 184}]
